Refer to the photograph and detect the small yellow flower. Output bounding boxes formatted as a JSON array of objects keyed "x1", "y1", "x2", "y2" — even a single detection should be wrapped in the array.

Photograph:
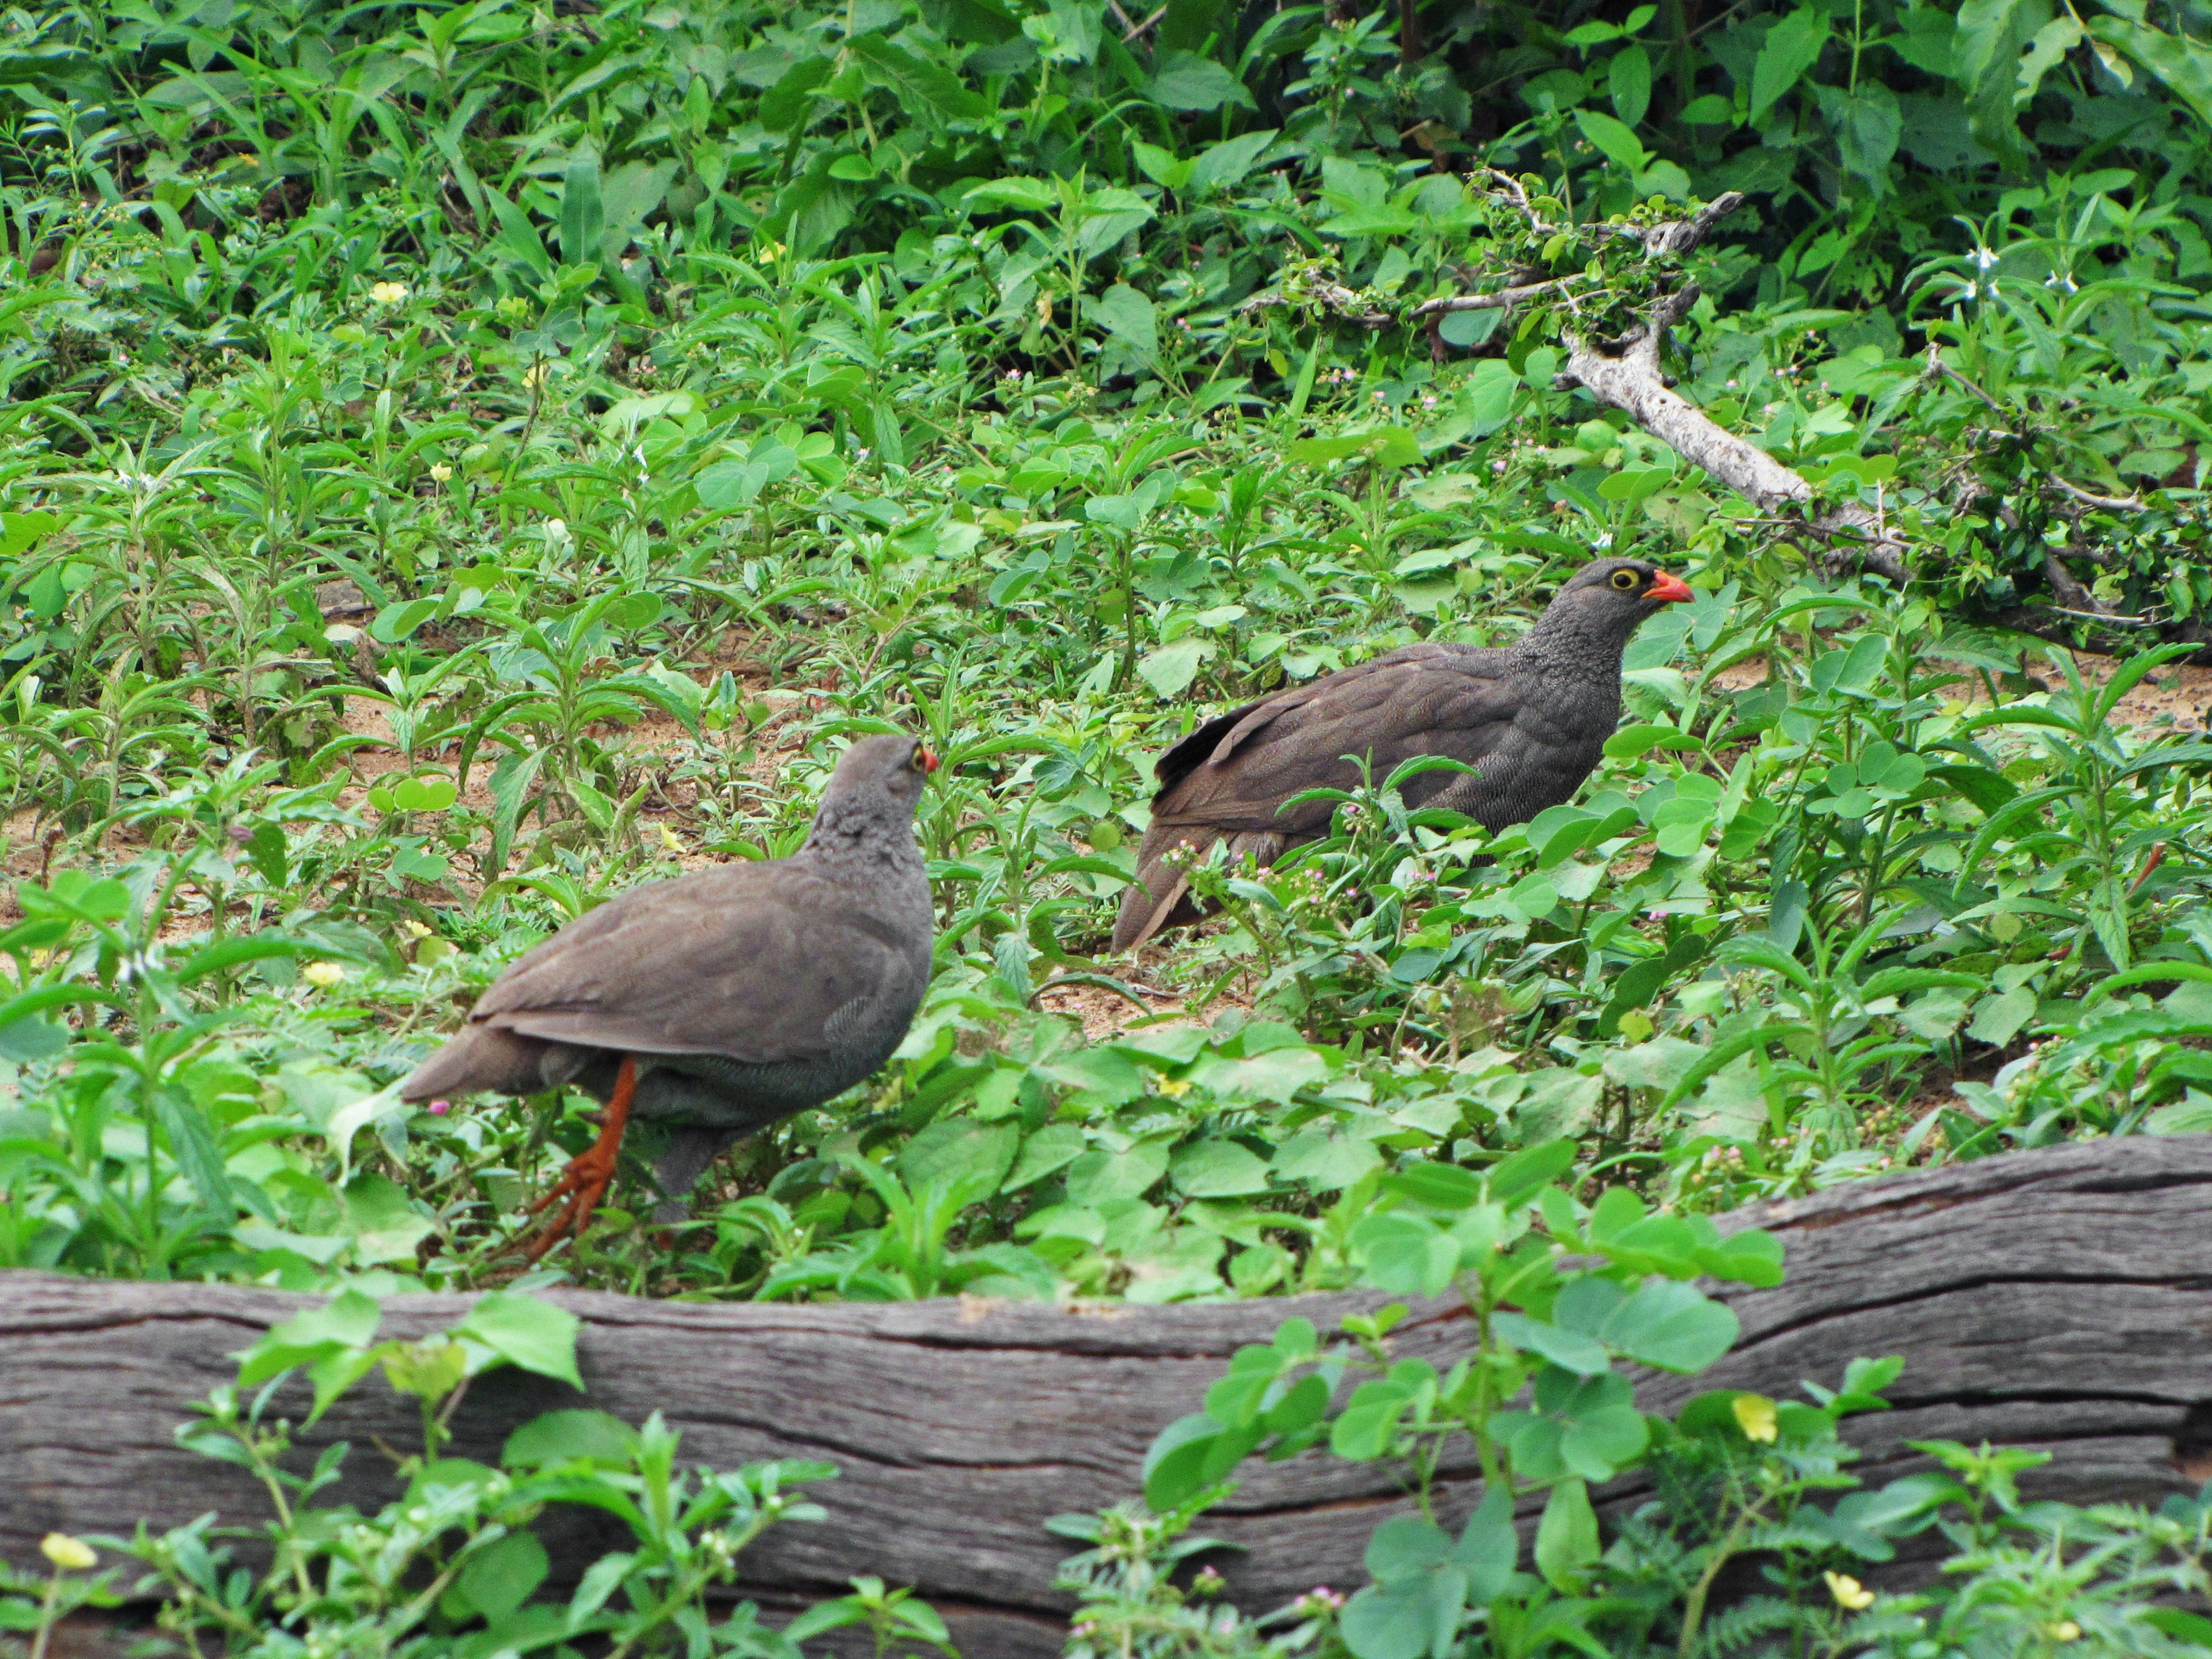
[
  {"x1": 429, "y1": 463, "x2": 453, "y2": 483},
  {"x1": 753, "y1": 238, "x2": 785, "y2": 263},
  {"x1": 660, "y1": 825, "x2": 685, "y2": 854},
  {"x1": 302, "y1": 961, "x2": 346, "y2": 988},
  {"x1": 42, "y1": 1533, "x2": 97, "y2": 1571},
  {"x1": 1036, "y1": 293, "x2": 1053, "y2": 324},
  {"x1": 403, "y1": 921, "x2": 431, "y2": 940},
  {"x1": 369, "y1": 281, "x2": 410, "y2": 305},
  {"x1": 524, "y1": 362, "x2": 551, "y2": 390},
  {"x1": 546, "y1": 517, "x2": 569, "y2": 540},
  {"x1": 1823, "y1": 1571, "x2": 1873, "y2": 1611},
  {"x1": 1156, "y1": 1077, "x2": 1191, "y2": 1097},
  {"x1": 2048, "y1": 1621, "x2": 2081, "y2": 1643},
  {"x1": 1732, "y1": 1394, "x2": 1779, "y2": 1444}
]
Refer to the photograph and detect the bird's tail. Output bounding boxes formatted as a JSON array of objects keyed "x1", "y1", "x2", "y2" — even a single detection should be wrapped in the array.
[{"x1": 1111, "y1": 828, "x2": 1221, "y2": 952}]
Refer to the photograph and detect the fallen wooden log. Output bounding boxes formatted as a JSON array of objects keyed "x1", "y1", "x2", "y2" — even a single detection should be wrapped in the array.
[{"x1": 7, "y1": 1136, "x2": 2212, "y2": 1657}]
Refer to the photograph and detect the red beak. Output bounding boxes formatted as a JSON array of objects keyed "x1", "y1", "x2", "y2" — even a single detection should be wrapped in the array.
[
  {"x1": 920, "y1": 747, "x2": 941, "y2": 774},
  {"x1": 1647, "y1": 570, "x2": 1695, "y2": 604}
]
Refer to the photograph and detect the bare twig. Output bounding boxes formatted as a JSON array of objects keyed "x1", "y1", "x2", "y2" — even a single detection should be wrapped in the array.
[
  {"x1": 2051, "y1": 475, "x2": 2145, "y2": 511},
  {"x1": 1410, "y1": 274, "x2": 1592, "y2": 317},
  {"x1": 2041, "y1": 551, "x2": 2109, "y2": 616},
  {"x1": 1554, "y1": 266, "x2": 1910, "y2": 584},
  {"x1": 1115, "y1": 2, "x2": 1167, "y2": 40},
  {"x1": 1237, "y1": 277, "x2": 1392, "y2": 327}
]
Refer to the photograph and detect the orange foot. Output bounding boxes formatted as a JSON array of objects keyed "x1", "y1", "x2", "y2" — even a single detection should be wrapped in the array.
[{"x1": 517, "y1": 1055, "x2": 636, "y2": 1263}]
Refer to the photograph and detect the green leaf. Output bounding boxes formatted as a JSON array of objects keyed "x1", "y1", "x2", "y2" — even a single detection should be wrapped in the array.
[
  {"x1": 1454, "y1": 1488, "x2": 1517, "y2": 1602},
  {"x1": 1190, "y1": 128, "x2": 1278, "y2": 191},
  {"x1": 1486, "y1": 1139, "x2": 1575, "y2": 1207},
  {"x1": 1137, "y1": 636, "x2": 1212, "y2": 698},
  {"x1": 454, "y1": 1291, "x2": 584, "y2": 1391},
  {"x1": 1749, "y1": 7, "x2": 1828, "y2": 123},
  {"x1": 1382, "y1": 1161, "x2": 1482, "y2": 1211},
  {"x1": 1290, "y1": 427, "x2": 1422, "y2": 468},
  {"x1": 1608, "y1": 44, "x2": 1652, "y2": 126},
  {"x1": 1573, "y1": 109, "x2": 1647, "y2": 171},
  {"x1": 1534, "y1": 1478, "x2": 1600, "y2": 1592},
  {"x1": 484, "y1": 189, "x2": 552, "y2": 282},
  {"x1": 1353, "y1": 1213, "x2": 1459, "y2": 1297},
  {"x1": 1817, "y1": 82, "x2": 1902, "y2": 179},
  {"x1": 2088, "y1": 15, "x2": 2212, "y2": 128},
  {"x1": 1595, "y1": 1279, "x2": 1740, "y2": 1372},
  {"x1": 964, "y1": 176, "x2": 1059, "y2": 213},
  {"x1": 1149, "y1": 51, "x2": 1250, "y2": 111},
  {"x1": 558, "y1": 157, "x2": 603, "y2": 270},
  {"x1": 1491, "y1": 1311, "x2": 1611, "y2": 1376},
  {"x1": 237, "y1": 1287, "x2": 384, "y2": 1387},
  {"x1": 1342, "y1": 1563, "x2": 1466, "y2": 1659},
  {"x1": 1171, "y1": 1138, "x2": 1273, "y2": 1197},
  {"x1": 1141, "y1": 1412, "x2": 1260, "y2": 1510},
  {"x1": 1461, "y1": 359, "x2": 1518, "y2": 435},
  {"x1": 453, "y1": 1532, "x2": 548, "y2": 1623},
  {"x1": 847, "y1": 33, "x2": 988, "y2": 120},
  {"x1": 503, "y1": 1408, "x2": 641, "y2": 1469},
  {"x1": 1093, "y1": 282, "x2": 1159, "y2": 363}
]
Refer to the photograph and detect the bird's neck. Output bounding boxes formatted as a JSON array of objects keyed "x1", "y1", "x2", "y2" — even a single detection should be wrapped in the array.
[
  {"x1": 1513, "y1": 607, "x2": 1634, "y2": 680},
  {"x1": 797, "y1": 808, "x2": 927, "y2": 885}
]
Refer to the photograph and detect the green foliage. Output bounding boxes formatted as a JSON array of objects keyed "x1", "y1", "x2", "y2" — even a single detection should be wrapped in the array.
[
  {"x1": 9, "y1": 0, "x2": 2212, "y2": 1645},
  {"x1": 0, "y1": 1286, "x2": 937, "y2": 1659}
]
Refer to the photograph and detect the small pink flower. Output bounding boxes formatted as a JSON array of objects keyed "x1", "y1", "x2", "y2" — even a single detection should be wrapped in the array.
[{"x1": 427, "y1": 1099, "x2": 452, "y2": 1116}]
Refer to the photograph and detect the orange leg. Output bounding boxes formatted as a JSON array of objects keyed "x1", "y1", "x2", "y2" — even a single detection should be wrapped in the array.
[{"x1": 517, "y1": 1054, "x2": 636, "y2": 1263}]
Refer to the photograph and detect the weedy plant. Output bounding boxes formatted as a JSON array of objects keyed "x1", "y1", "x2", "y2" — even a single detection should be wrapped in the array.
[
  {"x1": 0, "y1": 1287, "x2": 947, "y2": 1659},
  {"x1": 9, "y1": 0, "x2": 2212, "y2": 1647}
]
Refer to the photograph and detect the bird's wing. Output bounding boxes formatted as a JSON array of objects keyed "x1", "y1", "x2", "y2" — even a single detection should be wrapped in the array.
[
  {"x1": 465, "y1": 866, "x2": 916, "y2": 1064},
  {"x1": 1146, "y1": 647, "x2": 1525, "y2": 838}
]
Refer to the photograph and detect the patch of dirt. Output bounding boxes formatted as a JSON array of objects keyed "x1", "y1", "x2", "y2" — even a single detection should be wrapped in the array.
[{"x1": 1035, "y1": 976, "x2": 1253, "y2": 1041}]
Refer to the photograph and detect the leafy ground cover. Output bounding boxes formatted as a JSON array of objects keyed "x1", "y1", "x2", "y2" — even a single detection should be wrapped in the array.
[{"x1": 10, "y1": 0, "x2": 2212, "y2": 1652}]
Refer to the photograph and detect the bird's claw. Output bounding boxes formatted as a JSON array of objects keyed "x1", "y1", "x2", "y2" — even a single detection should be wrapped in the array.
[
  {"x1": 510, "y1": 1054, "x2": 637, "y2": 1264},
  {"x1": 516, "y1": 1148, "x2": 617, "y2": 1262}
]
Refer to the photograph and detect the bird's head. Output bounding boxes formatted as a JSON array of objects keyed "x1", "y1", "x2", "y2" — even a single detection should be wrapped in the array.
[
  {"x1": 1548, "y1": 556, "x2": 1694, "y2": 622},
  {"x1": 820, "y1": 733, "x2": 938, "y2": 824},
  {"x1": 1521, "y1": 557, "x2": 1696, "y2": 658}
]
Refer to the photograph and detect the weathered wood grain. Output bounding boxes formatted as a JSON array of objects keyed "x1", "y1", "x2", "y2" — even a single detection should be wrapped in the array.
[{"x1": 7, "y1": 1136, "x2": 2212, "y2": 1657}]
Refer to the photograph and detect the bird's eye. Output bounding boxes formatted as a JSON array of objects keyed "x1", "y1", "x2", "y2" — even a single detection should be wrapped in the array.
[
  {"x1": 1610, "y1": 568, "x2": 1639, "y2": 591},
  {"x1": 909, "y1": 746, "x2": 926, "y2": 771}
]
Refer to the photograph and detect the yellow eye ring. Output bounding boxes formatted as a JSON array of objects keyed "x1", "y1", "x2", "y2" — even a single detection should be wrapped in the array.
[{"x1": 1610, "y1": 568, "x2": 1639, "y2": 590}]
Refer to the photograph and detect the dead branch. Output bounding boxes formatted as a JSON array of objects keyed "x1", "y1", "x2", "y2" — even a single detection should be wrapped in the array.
[
  {"x1": 2051, "y1": 475, "x2": 2145, "y2": 512},
  {"x1": 1551, "y1": 281, "x2": 1912, "y2": 583},
  {"x1": 1410, "y1": 275, "x2": 1592, "y2": 318}
]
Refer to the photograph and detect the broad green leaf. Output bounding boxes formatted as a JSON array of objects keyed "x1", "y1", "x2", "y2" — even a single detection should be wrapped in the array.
[
  {"x1": 1149, "y1": 51, "x2": 1250, "y2": 111},
  {"x1": 1137, "y1": 635, "x2": 1212, "y2": 698},
  {"x1": 847, "y1": 33, "x2": 988, "y2": 120},
  {"x1": 503, "y1": 1408, "x2": 641, "y2": 1469},
  {"x1": 1093, "y1": 282, "x2": 1158, "y2": 363},
  {"x1": 2088, "y1": 15, "x2": 2212, "y2": 128},
  {"x1": 1749, "y1": 7, "x2": 1828, "y2": 123},
  {"x1": 454, "y1": 1291, "x2": 584, "y2": 1391},
  {"x1": 1341, "y1": 1564, "x2": 1465, "y2": 1659},
  {"x1": 1534, "y1": 1478, "x2": 1600, "y2": 1591},
  {"x1": 1573, "y1": 108, "x2": 1647, "y2": 171}
]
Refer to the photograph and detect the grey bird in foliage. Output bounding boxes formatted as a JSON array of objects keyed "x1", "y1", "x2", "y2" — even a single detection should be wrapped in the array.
[
  {"x1": 402, "y1": 734, "x2": 938, "y2": 1259},
  {"x1": 1112, "y1": 557, "x2": 1694, "y2": 952}
]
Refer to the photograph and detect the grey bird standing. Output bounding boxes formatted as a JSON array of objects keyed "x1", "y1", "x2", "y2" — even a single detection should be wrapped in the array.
[
  {"x1": 1113, "y1": 558, "x2": 1694, "y2": 951},
  {"x1": 402, "y1": 733, "x2": 938, "y2": 1259}
]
